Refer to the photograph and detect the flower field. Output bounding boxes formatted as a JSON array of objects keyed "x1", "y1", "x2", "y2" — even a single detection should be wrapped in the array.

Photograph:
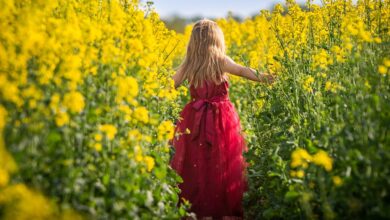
[
  {"x1": 0, "y1": 0, "x2": 389, "y2": 219},
  {"x1": 216, "y1": 1, "x2": 390, "y2": 219}
]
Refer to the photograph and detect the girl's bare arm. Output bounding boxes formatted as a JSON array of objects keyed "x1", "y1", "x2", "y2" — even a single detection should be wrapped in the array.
[{"x1": 222, "y1": 56, "x2": 275, "y2": 84}]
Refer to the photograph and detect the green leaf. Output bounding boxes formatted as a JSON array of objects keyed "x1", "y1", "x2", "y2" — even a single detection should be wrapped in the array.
[
  {"x1": 47, "y1": 130, "x2": 62, "y2": 145},
  {"x1": 155, "y1": 167, "x2": 167, "y2": 179},
  {"x1": 103, "y1": 174, "x2": 110, "y2": 185},
  {"x1": 284, "y1": 190, "x2": 300, "y2": 202}
]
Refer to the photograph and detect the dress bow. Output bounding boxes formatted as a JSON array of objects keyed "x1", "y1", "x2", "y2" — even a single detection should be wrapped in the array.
[{"x1": 191, "y1": 95, "x2": 228, "y2": 146}]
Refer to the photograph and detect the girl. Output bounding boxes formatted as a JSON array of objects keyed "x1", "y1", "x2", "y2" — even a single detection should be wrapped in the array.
[{"x1": 169, "y1": 19, "x2": 275, "y2": 220}]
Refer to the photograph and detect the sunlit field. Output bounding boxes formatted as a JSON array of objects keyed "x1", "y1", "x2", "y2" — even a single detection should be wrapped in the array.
[{"x1": 0, "y1": 0, "x2": 389, "y2": 219}]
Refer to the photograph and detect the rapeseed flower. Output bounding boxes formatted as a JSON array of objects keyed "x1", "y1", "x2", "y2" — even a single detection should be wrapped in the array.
[
  {"x1": 63, "y1": 91, "x2": 85, "y2": 114},
  {"x1": 312, "y1": 150, "x2": 333, "y2": 171},
  {"x1": 157, "y1": 120, "x2": 174, "y2": 141},
  {"x1": 99, "y1": 124, "x2": 117, "y2": 140}
]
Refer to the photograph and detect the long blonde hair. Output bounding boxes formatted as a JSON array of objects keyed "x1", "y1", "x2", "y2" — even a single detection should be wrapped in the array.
[{"x1": 178, "y1": 19, "x2": 227, "y2": 88}]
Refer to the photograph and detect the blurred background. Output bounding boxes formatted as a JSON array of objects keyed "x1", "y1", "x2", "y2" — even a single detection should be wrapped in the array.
[{"x1": 146, "y1": 0, "x2": 323, "y2": 32}]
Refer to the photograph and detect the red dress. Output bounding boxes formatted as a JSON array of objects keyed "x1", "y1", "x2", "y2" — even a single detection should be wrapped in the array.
[{"x1": 169, "y1": 80, "x2": 249, "y2": 219}]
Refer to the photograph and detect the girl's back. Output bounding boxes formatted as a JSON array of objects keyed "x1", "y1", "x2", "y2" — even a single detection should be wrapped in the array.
[{"x1": 189, "y1": 79, "x2": 229, "y2": 101}]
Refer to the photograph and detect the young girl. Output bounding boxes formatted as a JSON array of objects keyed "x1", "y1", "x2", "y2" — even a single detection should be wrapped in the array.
[{"x1": 169, "y1": 19, "x2": 274, "y2": 220}]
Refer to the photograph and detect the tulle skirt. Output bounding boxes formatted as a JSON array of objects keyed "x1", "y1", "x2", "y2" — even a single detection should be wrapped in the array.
[{"x1": 170, "y1": 98, "x2": 249, "y2": 219}]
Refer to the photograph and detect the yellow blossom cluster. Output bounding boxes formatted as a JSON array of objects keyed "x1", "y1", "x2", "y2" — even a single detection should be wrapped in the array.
[
  {"x1": 302, "y1": 76, "x2": 315, "y2": 93},
  {"x1": 130, "y1": 145, "x2": 155, "y2": 173},
  {"x1": 133, "y1": 107, "x2": 150, "y2": 124},
  {"x1": 157, "y1": 120, "x2": 175, "y2": 141},
  {"x1": 290, "y1": 148, "x2": 333, "y2": 178},
  {"x1": 378, "y1": 58, "x2": 390, "y2": 75},
  {"x1": 291, "y1": 148, "x2": 313, "y2": 169},
  {"x1": 312, "y1": 49, "x2": 333, "y2": 70},
  {"x1": 93, "y1": 133, "x2": 103, "y2": 152},
  {"x1": 143, "y1": 156, "x2": 156, "y2": 172},
  {"x1": 63, "y1": 91, "x2": 85, "y2": 114},
  {"x1": 99, "y1": 124, "x2": 118, "y2": 141},
  {"x1": 324, "y1": 81, "x2": 343, "y2": 93},
  {"x1": 332, "y1": 176, "x2": 343, "y2": 187},
  {"x1": 0, "y1": 183, "x2": 82, "y2": 220},
  {"x1": 312, "y1": 150, "x2": 333, "y2": 171},
  {"x1": 115, "y1": 76, "x2": 139, "y2": 103}
]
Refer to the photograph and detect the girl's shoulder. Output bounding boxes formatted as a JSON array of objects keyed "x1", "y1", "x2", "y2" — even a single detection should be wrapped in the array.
[
  {"x1": 221, "y1": 55, "x2": 234, "y2": 65},
  {"x1": 220, "y1": 55, "x2": 238, "y2": 75}
]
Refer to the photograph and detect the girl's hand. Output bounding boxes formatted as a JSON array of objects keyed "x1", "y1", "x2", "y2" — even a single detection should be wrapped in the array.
[{"x1": 259, "y1": 72, "x2": 277, "y2": 84}]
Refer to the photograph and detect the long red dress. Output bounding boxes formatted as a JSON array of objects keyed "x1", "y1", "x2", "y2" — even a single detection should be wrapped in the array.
[{"x1": 169, "y1": 79, "x2": 249, "y2": 219}]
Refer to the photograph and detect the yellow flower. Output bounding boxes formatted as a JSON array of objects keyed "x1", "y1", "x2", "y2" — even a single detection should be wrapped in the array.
[
  {"x1": 178, "y1": 86, "x2": 188, "y2": 96},
  {"x1": 274, "y1": 3, "x2": 284, "y2": 13},
  {"x1": 158, "y1": 88, "x2": 178, "y2": 100},
  {"x1": 332, "y1": 176, "x2": 343, "y2": 187},
  {"x1": 143, "y1": 156, "x2": 155, "y2": 172},
  {"x1": 135, "y1": 154, "x2": 143, "y2": 162},
  {"x1": 94, "y1": 133, "x2": 103, "y2": 142},
  {"x1": 364, "y1": 81, "x2": 371, "y2": 89},
  {"x1": 99, "y1": 124, "x2": 117, "y2": 140},
  {"x1": 133, "y1": 107, "x2": 149, "y2": 123},
  {"x1": 0, "y1": 168, "x2": 9, "y2": 187},
  {"x1": 302, "y1": 76, "x2": 315, "y2": 92},
  {"x1": 93, "y1": 143, "x2": 102, "y2": 152},
  {"x1": 290, "y1": 148, "x2": 333, "y2": 172},
  {"x1": 291, "y1": 148, "x2": 312, "y2": 168},
  {"x1": 118, "y1": 104, "x2": 132, "y2": 114},
  {"x1": 325, "y1": 81, "x2": 342, "y2": 93},
  {"x1": 128, "y1": 129, "x2": 142, "y2": 141},
  {"x1": 116, "y1": 76, "x2": 139, "y2": 103},
  {"x1": 255, "y1": 99, "x2": 265, "y2": 109},
  {"x1": 0, "y1": 106, "x2": 7, "y2": 131},
  {"x1": 49, "y1": 93, "x2": 61, "y2": 113},
  {"x1": 378, "y1": 65, "x2": 387, "y2": 75},
  {"x1": 312, "y1": 150, "x2": 333, "y2": 171},
  {"x1": 374, "y1": 37, "x2": 382, "y2": 43},
  {"x1": 384, "y1": 58, "x2": 390, "y2": 67},
  {"x1": 0, "y1": 184, "x2": 55, "y2": 219},
  {"x1": 118, "y1": 104, "x2": 132, "y2": 121},
  {"x1": 55, "y1": 110, "x2": 69, "y2": 127},
  {"x1": 143, "y1": 135, "x2": 152, "y2": 143},
  {"x1": 325, "y1": 81, "x2": 332, "y2": 91},
  {"x1": 306, "y1": 76, "x2": 315, "y2": 84},
  {"x1": 316, "y1": 72, "x2": 327, "y2": 78},
  {"x1": 134, "y1": 145, "x2": 142, "y2": 153},
  {"x1": 312, "y1": 49, "x2": 331, "y2": 70},
  {"x1": 157, "y1": 120, "x2": 174, "y2": 141},
  {"x1": 296, "y1": 170, "x2": 305, "y2": 178},
  {"x1": 63, "y1": 91, "x2": 85, "y2": 114}
]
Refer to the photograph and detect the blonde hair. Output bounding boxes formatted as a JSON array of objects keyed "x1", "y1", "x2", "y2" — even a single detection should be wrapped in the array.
[{"x1": 178, "y1": 19, "x2": 227, "y2": 88}]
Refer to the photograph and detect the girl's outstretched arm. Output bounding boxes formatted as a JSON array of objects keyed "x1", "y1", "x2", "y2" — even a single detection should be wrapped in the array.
[{"x1": 222, "y1": 56, "x2": 275, "y2": 84}]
